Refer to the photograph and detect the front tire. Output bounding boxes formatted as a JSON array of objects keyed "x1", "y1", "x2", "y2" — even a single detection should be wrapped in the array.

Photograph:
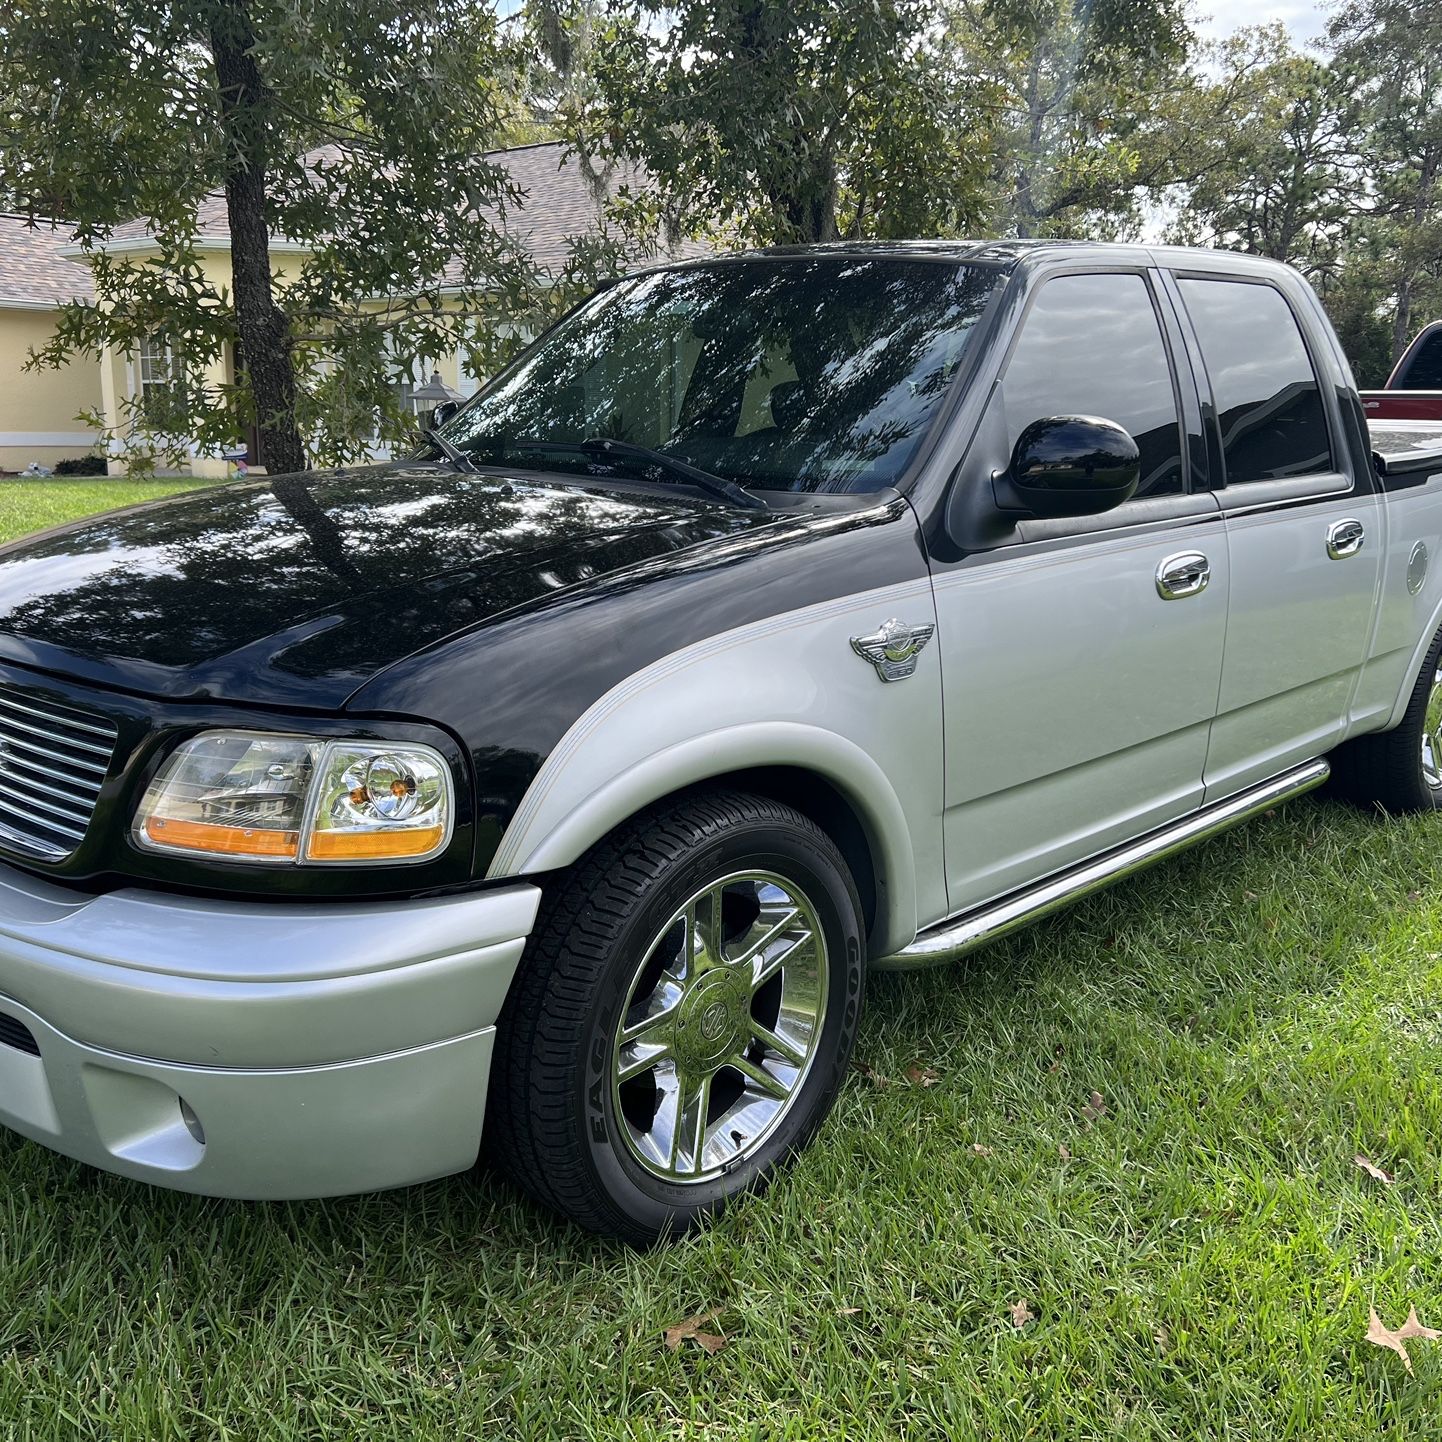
[
  {"x1": 486, "y1": 790, "x2": 865, "y2": 1244},
  {"x1": 1332, "y1": 622, "x2": 1442, "y2": 813}
]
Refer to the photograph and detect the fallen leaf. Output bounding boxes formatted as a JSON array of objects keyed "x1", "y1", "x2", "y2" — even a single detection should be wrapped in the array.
[
  {"x1": 971, "y1": 1142, "x2": 992, "y2": 1156},
  {"x1": 1081, "y1": 1090, "x2": 1108, "y2": 1125},
  {"x1": 1355, "y1": 1154, "x2": 1394, "y2": 1185},
  {"x1": 1366, "y1": 1307, "x2": 1441, "y2": 1373},
  {"x1": 905, "y1": 1065, "x2": 939, "y2": 1088},
  {"x1": 1399, "y1": 1308, "x2": 1440, "y2": 1341},
  {"x1": 1009, "y1": 1299, "x2": 1036, "y2": 1328},
  {"x1": 1058, "y1": 1143, "x2": 1072, "y2": 1161},
  {"x1": 850, "y1": 1060, "x2": 891, "y2": 1088},
  {"x1": 663, "y1": 1313, "x2": 727, "y2": 1355}
]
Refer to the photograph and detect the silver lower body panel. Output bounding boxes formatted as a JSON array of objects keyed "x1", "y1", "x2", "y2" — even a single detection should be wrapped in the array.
[
  {"x1": 0, "y1": 864, "x2": 543, "y2": 1196},
  {"x1": 879, "y1": 759, "x2": 1331, "y2": 970},
  {"x1": 0, "y1": 996, "x2": 496, "y2": 1198}
]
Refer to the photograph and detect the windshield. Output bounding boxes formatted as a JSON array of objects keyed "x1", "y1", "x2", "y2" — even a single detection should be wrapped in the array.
[{"x1": 439, "y1": 256, "x2": 999, "y2": 495}]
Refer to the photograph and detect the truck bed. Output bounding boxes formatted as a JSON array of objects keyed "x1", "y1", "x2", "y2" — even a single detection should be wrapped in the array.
[
  {"x1": 1369, "y1": 419, "x2": 1442, "y2": 483},
  {"x1": 1362, "y1": 391, "x2": 1442, "y2": 422}
]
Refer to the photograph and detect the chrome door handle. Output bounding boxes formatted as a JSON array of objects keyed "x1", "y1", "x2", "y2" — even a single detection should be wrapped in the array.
[
  {"x1": 1155, "y1": 551, "x2": 1210, "y2": 600},
  {"x1": 1327, "y1": 518, "x2": 1365, "y2": 559}
]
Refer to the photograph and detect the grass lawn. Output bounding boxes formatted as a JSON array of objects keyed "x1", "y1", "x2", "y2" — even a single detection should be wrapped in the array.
[
  {"x1": 0, "y1": 476, "x2": 209, "y2": 545},
  {"x1": 1, "y1": 485, "x2": 1441, "y2": 1435}
]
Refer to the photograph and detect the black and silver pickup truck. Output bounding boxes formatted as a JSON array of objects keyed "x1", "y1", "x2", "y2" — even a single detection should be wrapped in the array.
[{"x1": 2, "y1": 241, "x2": 1441, "y2": 1244}]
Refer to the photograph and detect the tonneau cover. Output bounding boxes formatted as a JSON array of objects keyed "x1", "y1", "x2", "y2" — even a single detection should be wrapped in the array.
[{"x1": 1369, "y1": 420, "x2": 1442, "y2": 480}]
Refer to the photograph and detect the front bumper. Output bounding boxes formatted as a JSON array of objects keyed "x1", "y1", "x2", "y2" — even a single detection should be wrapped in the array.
[{"x1": 0, "y1": 862, "x2": 542, "y2": 1197}]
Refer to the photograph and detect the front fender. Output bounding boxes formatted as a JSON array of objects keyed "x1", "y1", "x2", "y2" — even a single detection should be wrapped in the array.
[
  {"x1": 497, "y1": 723, "x2": 919, "y2": 958},
  {"x1": 486, "y1": 575, "x2": 945, "y2": 959}
]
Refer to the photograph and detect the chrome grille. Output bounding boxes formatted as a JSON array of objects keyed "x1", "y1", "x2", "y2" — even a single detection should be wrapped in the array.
[{"x1": 0, "y1": 684, "x2": 118, "y2": 860}]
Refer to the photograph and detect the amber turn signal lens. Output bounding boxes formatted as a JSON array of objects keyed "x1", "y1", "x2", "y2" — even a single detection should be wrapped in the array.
[
  {"x1": 305, "y1": 825, "x2": 446, "y2": 861},
  {"x1": 144, "y1": 816, "x2": 300, "y2": 859}
]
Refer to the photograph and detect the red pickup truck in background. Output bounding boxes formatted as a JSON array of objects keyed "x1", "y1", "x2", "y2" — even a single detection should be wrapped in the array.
[{"x1": 1362, "y1": 321, "x2": 1442, "y2": 421}]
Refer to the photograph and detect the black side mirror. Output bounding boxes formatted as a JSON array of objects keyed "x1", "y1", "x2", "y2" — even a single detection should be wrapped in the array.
[
  {"x1": 1004, "y1": 415, "x2": 1141, "y2": 518},
  {"x1": 431, "y1": 400, "x2": 461, "y2": 426}
]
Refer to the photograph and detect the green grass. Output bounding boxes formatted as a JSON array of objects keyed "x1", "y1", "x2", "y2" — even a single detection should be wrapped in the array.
[
  {"x1": 2, "y1": 482, "x2": 1442, "y2": 1436},
  {"x1": 0, "y1": 477, "x2": 208, "y2": 544},
  {"x1": 1, "y1": 804, "x2": 1441, "y2": 1439}
]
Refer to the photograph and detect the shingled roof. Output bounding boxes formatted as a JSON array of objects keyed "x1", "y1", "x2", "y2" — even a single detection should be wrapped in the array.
[
  {"x1": 100, "y1": 140, "x2": 704, "y2": 281},
  {"x1": 0, "y1": 217, "x2": 94, "y2": 307}
]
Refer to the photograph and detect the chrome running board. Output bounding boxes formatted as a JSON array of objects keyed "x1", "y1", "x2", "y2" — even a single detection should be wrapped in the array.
[{"x1": 877, "y1": 758, "x2": 1331, "y2": 971}]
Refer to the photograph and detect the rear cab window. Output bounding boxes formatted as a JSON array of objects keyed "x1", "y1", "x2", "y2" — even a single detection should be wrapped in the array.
[{"x1": 1175, "y1": 277, "x2": 1336, "y2": 488}]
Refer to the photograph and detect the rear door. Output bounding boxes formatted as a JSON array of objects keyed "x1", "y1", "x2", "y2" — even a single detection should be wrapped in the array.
[
  {"x1": 931, "y1": 267, "x2": 1229, "y2": 914},
  {"x1": 1166, "y1": 273, "x2": 1384, "y2": 799}
]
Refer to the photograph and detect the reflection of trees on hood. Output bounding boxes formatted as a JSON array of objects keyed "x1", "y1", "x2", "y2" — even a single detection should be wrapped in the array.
[{"x1": 0, "y1": 469, "x2": 744, "y2": 667}]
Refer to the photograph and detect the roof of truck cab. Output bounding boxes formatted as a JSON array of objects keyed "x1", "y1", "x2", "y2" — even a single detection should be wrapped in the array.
[{"x1": 641, "y1": 239, "x2": 1297, "y2": 277}]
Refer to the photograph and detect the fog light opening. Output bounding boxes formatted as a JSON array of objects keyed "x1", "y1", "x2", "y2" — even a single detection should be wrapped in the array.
[{"x1": 178, "y1": 1097, "x2": 205, "y2": 1145}]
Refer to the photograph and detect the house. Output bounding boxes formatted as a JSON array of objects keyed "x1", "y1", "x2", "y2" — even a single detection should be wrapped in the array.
[
  {"x1": 69, "y1": 140, "x2": 698, "y2": 477},
  {"x1": 0, "y1": 219, "x2": 104, "y2": 472}
]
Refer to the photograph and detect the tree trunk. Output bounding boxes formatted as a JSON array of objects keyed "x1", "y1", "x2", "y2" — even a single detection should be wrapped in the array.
[
  {"x1": 1393, "y1": 145, "x2": 1439, "y2": 365},
  {"x1": 1012, "y1": 50, "x2": 1048, "y2": 239},
  {"x1": 776, "y1": 149, "x2": 840, "y2": 242},
  {"x1": 208, "y1": 0, "x2": 308, "y2": 476},
  {"x1": 1392, "y1": 277, "x2": 1414, "y2": 368}
]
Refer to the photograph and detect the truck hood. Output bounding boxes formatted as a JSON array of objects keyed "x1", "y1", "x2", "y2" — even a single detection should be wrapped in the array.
[{"x1": 0, "y1": 463, "x2": 768, "y2": 708}]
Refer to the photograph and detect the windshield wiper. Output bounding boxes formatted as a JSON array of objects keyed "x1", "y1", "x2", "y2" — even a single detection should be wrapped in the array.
[
  {"x1": 422, "y1": 428, "x2": 476, "y2": 471},
  {"x1": 463, "y1": 435, "x2": 767, "y2": 511},
  {"x1": 579, "y1": 438, "x2": 768, "y2": 511}
]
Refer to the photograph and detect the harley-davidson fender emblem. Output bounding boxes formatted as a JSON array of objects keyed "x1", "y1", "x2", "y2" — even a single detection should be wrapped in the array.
[{"x1": 849, "y1": 618, "x2": 936, "y2": 682}]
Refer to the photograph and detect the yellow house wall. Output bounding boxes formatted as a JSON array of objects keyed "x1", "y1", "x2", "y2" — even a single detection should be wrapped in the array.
[
  {"x1": 104, "y1": 248, "x2": 303, "y2": 478},
  {"x1": 0, "y1": 306, "x2": 103, "y2": 471}
]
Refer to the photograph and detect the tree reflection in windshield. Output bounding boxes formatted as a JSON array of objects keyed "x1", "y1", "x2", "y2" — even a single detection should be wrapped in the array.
[{"x1": 443, "y1": 256, "x2": 999, "y2": 494}]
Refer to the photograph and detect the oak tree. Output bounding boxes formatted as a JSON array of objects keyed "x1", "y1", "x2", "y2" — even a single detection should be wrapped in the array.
[{"x1": 1, "y1": 0, "x2": 534, "y2": 471}]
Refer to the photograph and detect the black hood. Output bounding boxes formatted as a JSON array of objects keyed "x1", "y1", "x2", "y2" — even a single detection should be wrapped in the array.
[{"x1": 0, "y1": 463, "x2": 769, "y2": 708}]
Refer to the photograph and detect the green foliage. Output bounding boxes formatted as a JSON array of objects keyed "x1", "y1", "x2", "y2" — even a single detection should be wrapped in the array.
[
  {"x1": 574, "y1": 0, "x2": 996, "y2": 246},
  {"x1": 0, "y1": 0, "x2": 543, "y2": 470},
  {"x1": 946, "y1": 0, "x2": 1194, "y2": 238},
  {"x1": 1329, "y1": 0, "x2": 1442, "y2": 364},
  {"x1": 1162, "y1": 26, "x2": 1357, "y2": 278},
  {"x1": 1, "y1": 0, "x2": 1438, "y2": 457}
]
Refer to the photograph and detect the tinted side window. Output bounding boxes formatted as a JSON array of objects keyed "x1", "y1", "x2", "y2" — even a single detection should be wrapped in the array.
[
  {"x1": 1002, "y1": 272, "x2": 1184, "y2": 497},
  {"x1": 1178, "y1": 278, "x2": 1333, "y2": 484},
  {"x1": 1398, "y1": 328, "x2": 1442, "y2": 390}
]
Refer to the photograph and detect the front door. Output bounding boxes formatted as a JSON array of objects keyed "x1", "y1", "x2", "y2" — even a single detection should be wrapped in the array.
[{"x1": 932, "y1": 269, "x2": 1230, "y2": 915}]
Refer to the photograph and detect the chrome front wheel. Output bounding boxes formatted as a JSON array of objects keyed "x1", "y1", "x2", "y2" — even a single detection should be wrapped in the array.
[
  {"x1": 487, "y1": 789, "x2": 864, "y2": 1243},
  {"x1": 612, "y1": 871, "x2": 828, "y2": 1182}
]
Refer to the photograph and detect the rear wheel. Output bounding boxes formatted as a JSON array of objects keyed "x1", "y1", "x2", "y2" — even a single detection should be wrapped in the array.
[
  {"x1": 1332, "y1": 622, "x2": 1442, "y2": 813},
  {"x1": 486, "y1": 790, "x2": 865, "y2": 1244}
]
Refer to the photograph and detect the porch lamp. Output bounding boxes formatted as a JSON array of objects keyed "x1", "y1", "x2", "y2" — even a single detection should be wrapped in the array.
[{"x1": 410, "y1": 370, "x2": 464, "y2": 420}]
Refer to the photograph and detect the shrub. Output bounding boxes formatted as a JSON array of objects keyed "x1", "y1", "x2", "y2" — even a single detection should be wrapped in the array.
[{"x1": 51, "y1": 454, "x2": 109, "y2": 476}]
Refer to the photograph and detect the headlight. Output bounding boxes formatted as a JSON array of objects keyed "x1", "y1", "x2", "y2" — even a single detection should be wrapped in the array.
[{"x1": 133, "y1": 732, "x2": 453, "y2": 865}]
